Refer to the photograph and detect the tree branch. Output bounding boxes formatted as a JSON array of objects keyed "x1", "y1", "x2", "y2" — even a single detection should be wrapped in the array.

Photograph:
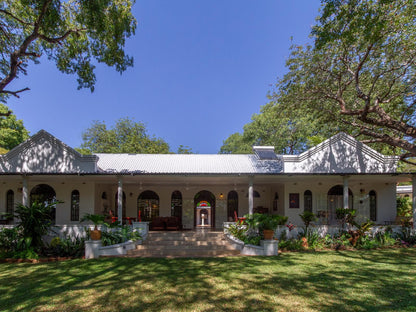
[
  {"x1": 38, "y1": 28, "x2": 85, "y2": 44},
  {"x1": 0, "y1": 87, "x2": 30, "y2": 98},
  {"x1": 0, "y1": 9, "x2": 33, "y2": 26}
]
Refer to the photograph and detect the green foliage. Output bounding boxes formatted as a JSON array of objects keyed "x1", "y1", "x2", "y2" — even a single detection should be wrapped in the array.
[
  {"x1": 101, "y1": 225, "x2": 141, "y2": 246},
  {"x1": 80, "y1": 213, "x2": 105, "y2": 228},
  {"x1": 177, "y1": 145, "x2": 193, "y2": 154},
  {"x1": 14, "y1": 201, "x2": 58, "y2": 250},
  {"x1": 42, "y1": 235, "x2": 85, "y2": 258},
  {"x1": 271, "y1": 0, "x2": 416, "y2": 159},
  {"x1": 299, "y1": 211, "x2": 317, "y2": 235},
  {"x1": 397, "y1": 196, "x2": 412, "y2": 217},
  {"x1": 397, "y1": 226, "x2": 416, "y2": 245},
  {"x1": 0, "y1": 104, "x2": 29, "y2": 150},
  {"x1": 335, "y1": 208, "x2": 357, "y2": 230},
  {"x1": 0, "y1": 227, "x2": 20, "y2": 256},
  {"x1": 0, "y1": 227, "x2": 39, "y2": 259},
  {"x1": 228, "y1": 223, "x2": 262, "y2": 246},
  {"x1": 220, "y1": 101, "x2": 336, "y2": 155},
  {"x1": 245, "y1": 213, "x2": 288, "y2": 231},
  {"x1": 0, "y1": 0, "x2": 137, "y2": 102},
  {"x1": 80, "y1": 118, "x2": 170, "y2": 154},
  {"x1": 278, "y1": 238, "x2": 304, "y2": 251}
]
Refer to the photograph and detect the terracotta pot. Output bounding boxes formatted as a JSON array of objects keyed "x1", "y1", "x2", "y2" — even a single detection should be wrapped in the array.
[
  {"x1": 90, "y1": 229, "x2": 102, "y2": 240},
  {"x1": 263, "y1": 229, "x2": 275, "y2": 240}
]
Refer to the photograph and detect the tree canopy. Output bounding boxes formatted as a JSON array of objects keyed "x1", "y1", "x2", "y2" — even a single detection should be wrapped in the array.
[
  {"x1": 0, "y1": 0, "x2": 136, "y2": 107},
  {"x1": 220, "y1": 99, "x2": 340, "y2": 155},
  {"x1": 0, "y1": 103, "x2": 29, "y2": 152},
  {"x1": 276, "y1": 0, "x2": 416, "y2": 161},
  {"x1": 79, "y1": 118, "x2": 170, "y2": 154}
]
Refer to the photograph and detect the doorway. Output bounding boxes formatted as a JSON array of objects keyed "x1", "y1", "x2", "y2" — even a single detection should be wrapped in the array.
[{"x1": 194, "y1": 190, "x2": 216, "y2": 228}]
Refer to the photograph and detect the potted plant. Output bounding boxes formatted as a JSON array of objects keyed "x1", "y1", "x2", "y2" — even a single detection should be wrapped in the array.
[
  {"x1": 246, "y1": 213, "x2": 288, "y2": 240},
  {"x1": 81, "y1": 213, "x2": 106, "y2": 240}
]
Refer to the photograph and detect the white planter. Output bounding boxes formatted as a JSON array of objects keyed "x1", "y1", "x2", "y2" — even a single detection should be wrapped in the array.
[{"x1": 99, "y1": 240, "x2": 138, "y2": 256}]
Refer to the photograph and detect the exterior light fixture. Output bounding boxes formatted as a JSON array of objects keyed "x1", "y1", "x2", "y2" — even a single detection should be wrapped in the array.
[{"x1": 219, "y1": 193, "x2": 225, "y2": 200}]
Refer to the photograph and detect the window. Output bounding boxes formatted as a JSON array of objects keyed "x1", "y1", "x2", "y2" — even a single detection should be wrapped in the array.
[
  {"x1": 289, "y1": 193, "x2": 300, "y2": 209},
  {"x1": 171, "y1": 191, "x2": 182, "y2": 219},
  {"x1": 71, "y1": 190, "x2": 80, "y2": 221},
  {"x1": 369, "y1": 190, "x2": 377, "y2": 222},
  {"x1": 304, "y1": 190, "x2": 312, "y2": 212},
  {"x1": 6, "y1": 190, "x2": 14, "y2": 216},
  {"x1": 227, "y1": 191, "x2": 238, "y2": 221},
  {"x1": 137, "y1": 190, "x2": 159, "y2": 221}
]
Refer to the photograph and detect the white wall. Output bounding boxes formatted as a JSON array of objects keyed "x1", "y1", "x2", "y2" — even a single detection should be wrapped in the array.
[
  {"x1": 283, "y1": 180, "x2": 397, "y2": 226},
  {"x1": 0, "y1": 180, "x2": 96, "y2": 225}
]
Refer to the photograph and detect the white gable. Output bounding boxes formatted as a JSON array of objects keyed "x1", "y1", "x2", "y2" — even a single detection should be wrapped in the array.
[
  {"x1": 0, "y1": 130, "x2": 97, "y2": 173},
  {"x1": 283, "y1": 133, "x2": 398, "y2": 174}
]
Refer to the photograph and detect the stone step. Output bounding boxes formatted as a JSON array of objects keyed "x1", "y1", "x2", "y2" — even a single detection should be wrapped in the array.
[
  {"x1": 135, "y1": 244, "x2": 237, "y2": 251},
  {"x1": 126, "y1": 249, "x2": 241, "y2": 258},
  {"x1": 125, "y1": 230, "x2": 241, "y2": 258},
  {"x1": 147, "y1": 231, "x2": 224, "y2": 238},
  {"x1": 143, "y1": 240, "x2": 230, "y2": 246}
]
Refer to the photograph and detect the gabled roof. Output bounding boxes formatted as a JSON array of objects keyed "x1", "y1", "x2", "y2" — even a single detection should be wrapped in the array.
[
  {"x1": 0, "y1": 130, "x2": 98, "y2": 173},
  {"x1": 95, "y1": 153, "x2": 283, "y2": 174},
  {"x1": 0, "y1": 130, "x2": 399, "y2": 175},
  {"x1": 282, "y1": 132, "x2": 398, "y2": 173},
  {"x1": 283, "y1": 132, "x2": 397, "y2": 164}
]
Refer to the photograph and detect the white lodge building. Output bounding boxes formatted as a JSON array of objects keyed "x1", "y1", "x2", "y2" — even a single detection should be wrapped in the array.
[{"x1": 0, "y1": 130, "x2": 413, "y2": 228}]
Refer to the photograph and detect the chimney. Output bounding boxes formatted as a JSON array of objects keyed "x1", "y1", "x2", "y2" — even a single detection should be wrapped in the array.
[{"x1": 252, "y1": 146, "x2": 277, "y2": 160}]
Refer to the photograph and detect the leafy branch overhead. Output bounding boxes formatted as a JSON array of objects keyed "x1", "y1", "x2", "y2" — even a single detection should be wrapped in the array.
[
  {"x1": 277, "y1": 0, "x2": 416, "y2": 161},
  {"x1": 0, "y1": 0, "x2": 136, "y2": 104}
]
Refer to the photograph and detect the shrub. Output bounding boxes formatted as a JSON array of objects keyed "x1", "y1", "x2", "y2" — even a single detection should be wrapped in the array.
[
  {"x1": 101, "y1": 225, "x2": 141, "y2": 246},
  {"x1": 14, "y1": 201, "x2": 58, "y2": 250},
  {"x1": 278, "y1": 238, "x2": 304, "y2": 251},
  {"x1": 397, "y1": 226, "x2": 416, "y2": 245},
  {"x1": 397, "y1": 196, "x2": 412, "y2": 217},
  {"x1": 299, "y1": 211, "x2": 317, "y2": 235},
  {"x1": 42, "y1": 235, "x2": 85, "y2": 258}
]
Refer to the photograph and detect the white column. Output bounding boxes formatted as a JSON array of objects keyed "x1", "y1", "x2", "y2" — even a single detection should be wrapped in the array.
[
  {"x1": 117, "y1": 177, "x2": 123, "y2": 224},
  {"x1": 248, "y1": 176, "x2": 254, "y2": 215},
  {"x1": 343, "y1": 176, "x2": 349, "y2": 209},
  {"x1": 412, "y1": 175, "x2": 416, "y2": 228},
  {"x1": 22, "y1": 175, "x2": 28, "y2": 206}
]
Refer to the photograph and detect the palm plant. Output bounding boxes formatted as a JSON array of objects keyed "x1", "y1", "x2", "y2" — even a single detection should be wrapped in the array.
[
  {"x1": 299, "y1": 211, "x2": 317, "y2": 235},
  {"x1": 81, "y1": 213, "x2": 106, "y2": 230},
  {"x1": 14, "y1": 201, "x2": 58, "y2": 250}
]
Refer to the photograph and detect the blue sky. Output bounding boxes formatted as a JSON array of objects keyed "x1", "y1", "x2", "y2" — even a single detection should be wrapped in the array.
[{"x1": 7, "y1": 0, "x2": 321, "y2": 154}]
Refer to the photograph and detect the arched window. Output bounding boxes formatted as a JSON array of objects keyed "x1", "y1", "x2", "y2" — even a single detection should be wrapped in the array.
[
  {"x1": 171, "y1": 191, "x2": 182, "y2": 219},
  {"x1": 71, "y1": 190, "x2": 80, "y2": 221},
  {"x1": 30, "y1": 184, "x2": 57, "y2": 224},
  {"x1": 114, "y1": 192, "x2": 126, "y2": 218},
  {"x1": 137, "y1": 190, "x2": 159, "y2": 221},
  {"x1": 6, "y1": 190, "x2": 14, "y2": 216},
  {"x1": 304, "y1": 190, "x2": 312, "y2": 212},
  {"x1": 227, "y1": 191, "x2": 238, "y2": 221},
  {"x1": 369, "y1": 190, "x2": 377, "y2": 222}
]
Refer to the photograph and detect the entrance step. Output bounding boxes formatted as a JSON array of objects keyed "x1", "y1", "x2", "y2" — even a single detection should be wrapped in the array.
[{"x1": 126, "y1": 230, "x2": 241, "y2": 258}]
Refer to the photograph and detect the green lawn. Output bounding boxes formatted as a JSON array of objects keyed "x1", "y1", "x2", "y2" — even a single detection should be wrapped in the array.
[{"x1": 1, "y1": 249, "x2": 415, "y2": 312}]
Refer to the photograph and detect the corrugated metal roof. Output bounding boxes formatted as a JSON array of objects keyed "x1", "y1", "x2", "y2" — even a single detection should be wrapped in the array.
[{"x1": 95, "y1": 153, "x2": 283, "y2": 174}]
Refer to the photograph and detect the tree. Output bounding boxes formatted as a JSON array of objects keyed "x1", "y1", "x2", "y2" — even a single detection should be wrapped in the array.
[
  {"x1": 79, "y1": 118, "x2": 170, "y2": 154},
  {"x1": 0, "y1": 103, "x2": 29, "y2": 151},
  {"x1": 277, "y1": 0, "x2": 416, "y2": 161},
  {"x1": 0, "y1": 0, "x2": 136, "y2": 109},
  {"x1": 220, "y1": 100, "x2": 339, "y2": 155},
  {"x1": 177, "y1": 145, "x2": 193, "y2": 154}
]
